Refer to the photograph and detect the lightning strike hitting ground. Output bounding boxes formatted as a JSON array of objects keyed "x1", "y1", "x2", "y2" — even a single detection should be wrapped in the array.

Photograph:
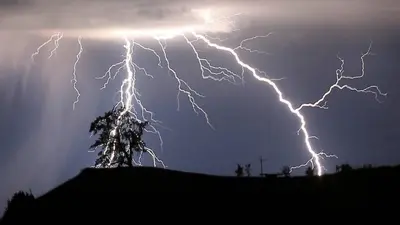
[
  {"x1": 191, "y1": 33, "x2": 386, "y2": 175},
  {"x1": 100, "y1": 37, "x2": 166, "y2": 168},
  {"x1": 30, "y1": 15, "x2": 386, "y2": 176}
]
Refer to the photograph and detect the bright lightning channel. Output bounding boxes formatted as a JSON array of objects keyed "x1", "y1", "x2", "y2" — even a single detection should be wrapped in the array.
[
  {"x1": 72, "y1": 36, "x2": 83, "y2": 110},
  {"x1": 191, "y1": 33, "x2": 386, "y2": 176},
  {"x1": 30, "y1": 15, "x2": 386, "y2": 176}
]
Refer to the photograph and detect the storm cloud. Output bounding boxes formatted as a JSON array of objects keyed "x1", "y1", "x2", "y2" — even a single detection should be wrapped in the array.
[{"x1": 0, "y1": 0, "x2": 398, "y2": 35}]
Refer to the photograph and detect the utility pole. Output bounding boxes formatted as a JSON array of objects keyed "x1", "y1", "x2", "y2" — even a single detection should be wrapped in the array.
[{"x1": 259, "y1": 156, "x2": 267, "y2": 176}]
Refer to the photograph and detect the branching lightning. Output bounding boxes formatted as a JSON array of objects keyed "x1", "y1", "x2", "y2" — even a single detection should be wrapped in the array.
[
  {"x1": 31, "y1": 33, "x2": 58, "y2": 63},
  {"x1": 233, "y1": 33, "x2": 274, "y2": 56},
  {"x1": 48, "y1": 33, "x2": 63, "y2": 59},
  {"x1": 29, "y1": 12, "x2": 386, "y2": 176},
  {"x1": 296, "y1": 43, "x2": 387, "y2": 111}
]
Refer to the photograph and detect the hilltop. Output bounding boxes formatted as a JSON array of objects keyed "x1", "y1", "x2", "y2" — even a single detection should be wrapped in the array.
[{"x1": 2, "y1": 165, "x2": 400, "y2": 222}]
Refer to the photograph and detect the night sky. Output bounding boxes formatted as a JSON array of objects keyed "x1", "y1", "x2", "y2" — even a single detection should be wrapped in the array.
[{"x1": 1, "y1": 0, "x2": 399, "y2": 211}]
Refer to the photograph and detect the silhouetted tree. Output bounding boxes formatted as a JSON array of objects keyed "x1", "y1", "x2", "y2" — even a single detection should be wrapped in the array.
[
  {"x1": 340, "y1": 163, "x2": 353, "y2": 172},
  {"x1": 335, "y1": 163, "x2": 353, "y2": 173},
  {"x1": 305, "y1": 166, "x2": 315, "y2": 177},
  {"x1": 89, "y1": 105, "x2": 149, "y2": 168},
  {"x1": 282, "y1": 166, "x2": 291, "y2": 177},
  {"x1": 235, "y1": 164, "x2": 244, "y2": 177},
  {"x1": 2, "y1": 190, "x2": 35, "y2": 222},
  {"x1": 245, "y1": 164, "x2": 251, "y2": 177},
  {"x1": 363, "y1": 164, "x2": 372, "y2": 169}
]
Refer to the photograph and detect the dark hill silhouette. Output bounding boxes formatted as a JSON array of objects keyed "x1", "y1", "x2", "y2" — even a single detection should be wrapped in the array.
[{"x1": 2, "y1": 165, "x2": 400, "y2": 222}]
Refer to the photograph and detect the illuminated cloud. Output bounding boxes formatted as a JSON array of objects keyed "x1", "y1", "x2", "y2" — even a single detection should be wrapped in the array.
[{"x1": 0, "y1": 0, "x2": 398, "y2": 39}]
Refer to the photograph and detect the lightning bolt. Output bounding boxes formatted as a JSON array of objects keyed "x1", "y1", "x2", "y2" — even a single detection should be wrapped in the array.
[
  {"x1": 190, "y1": 33, "x2": 385, "y2": 176},
  {"x1": 296, "y1": 42, "x2": 386, "y2": 111},
  {"x1": 48, "y1": 32, "x2": 63, "y2": 59},
  {"x1": 30, "y1": 13, "x2": 386, "y2": 176},
  {"x1": 31, "y1": 32, "x2": 63, "y2": 63},
  {"x1": 102, "y1": 37, "x2": 166, "y2": 168},
  {"x1": 71, "y1": 36, "x2": 83, "y2": 110},
  {"x1": 233, "y1": 33, "x2": 274, "y2": 56}
]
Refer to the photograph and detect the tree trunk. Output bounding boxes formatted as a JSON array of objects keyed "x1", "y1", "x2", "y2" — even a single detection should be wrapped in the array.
[{"x1": 127, "y1": 148, "x2": 133, "y2": 167}]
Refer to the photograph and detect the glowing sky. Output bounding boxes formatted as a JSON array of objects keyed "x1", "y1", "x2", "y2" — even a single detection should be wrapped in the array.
[{"x1": 0, "y1": 0, "x2": 398, "y2": 34}]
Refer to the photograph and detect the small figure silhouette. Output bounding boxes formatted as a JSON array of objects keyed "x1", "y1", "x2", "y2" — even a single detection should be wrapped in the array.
[
  {"x1": 336, "y1": 165, "x2": 341, "y2": 173},
  {"x1": 235, "y1": 164, "x2": 244, "y2": 177},
  {"x1": 245, "y1": 164, "x2": 251, "y2": 177}
]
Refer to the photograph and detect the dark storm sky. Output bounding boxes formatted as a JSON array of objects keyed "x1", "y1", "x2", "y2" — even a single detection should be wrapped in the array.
[{"x1": 0, "y1": 0, "x2": 400, "y2": 211}]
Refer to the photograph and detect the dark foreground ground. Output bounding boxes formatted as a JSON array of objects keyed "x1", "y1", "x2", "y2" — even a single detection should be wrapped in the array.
[{"x1": 2, "y1": 165, "x2": 400, "y2": 222}]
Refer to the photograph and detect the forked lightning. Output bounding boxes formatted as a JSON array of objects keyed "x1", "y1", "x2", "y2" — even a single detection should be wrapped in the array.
[{"x1": 29, "y1": 13, "x2": 386, "y2": 176}]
